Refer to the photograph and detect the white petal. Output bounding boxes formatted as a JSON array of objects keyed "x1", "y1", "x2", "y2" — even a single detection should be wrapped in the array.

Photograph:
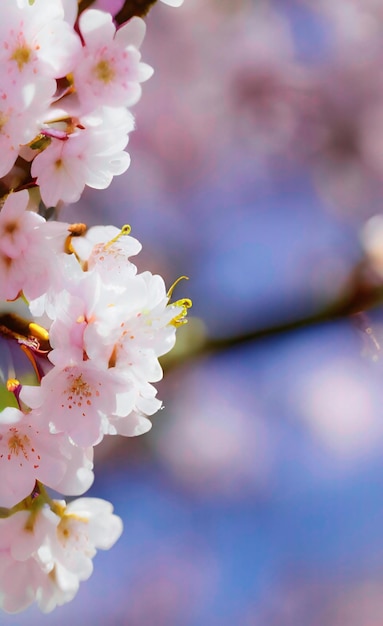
[{"x1": 115, "y1": 16, "x2": 146, "y2": 49}]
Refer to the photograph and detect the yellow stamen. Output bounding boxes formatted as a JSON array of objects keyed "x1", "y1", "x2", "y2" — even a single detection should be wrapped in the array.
[
  {"x1": 6, "y1": 378, "x2": 20, "y2": 393},
  {"x1": 93, "y1": 59, "x2": 116, "y2": 84},
  {"x1": 8, "y1": 431, "x2": 30, "y2": 456},
  {"x1": 28, "y1": 322, "x2": 49, "y2": 342},
  {"x1": 68, "y1": 223, "x2": 87, "y2": 237},
  {"x1": 167, "y1": 275, "x2": 189, "y2": 299},
  {"x1": 169, "y1": 298, "x2": 192, "y2": 327},
  {"x1": 65, "y1": 224, "x2": 88, "y2": 263},
  {"x1": 0, "y1": 112, "x2": 9, "y2": 134},
  {"x1": 105, "y1": 224, "x2": 131, "y2": 248},
  {"x1": 11, "y1": 45, "x2": 31, "y2": 71}
]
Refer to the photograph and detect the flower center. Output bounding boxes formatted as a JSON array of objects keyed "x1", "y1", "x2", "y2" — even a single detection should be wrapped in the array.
[
  {"x1": 69, "y1": 374, "x2": 92, "y2": 398},
  {"x1": 11, "y1": 45, "x2": 31, "y2": 71},
  {"x1": 7, "y1": 428, "x2": 30, "y2": 460},
  {"x1": 63, "y1": 370, "x2": 100, "y2": 411},
  {"x1": 93, "y1": 59, "x2": 116, "y2": 84},
  {"x1": 0, "y1": 111, "x2": 9, "y2": 134}
]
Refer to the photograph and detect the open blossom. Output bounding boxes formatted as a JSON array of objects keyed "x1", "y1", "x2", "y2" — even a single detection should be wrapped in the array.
[
  {"x1": 0, "y1": 2, "x2": 154, "y2": 202},
  {"x1": 36, "y1": 498, "x2": 123, "y2": 613},
  {"x1": 21, "y1": 361, "x2": 138, "y2": 447},
  {"x1": 23, "y1": 287, "x2": 183, "y2": 444},
  {"x1": 21, "y1": 224, "x2": 189, "y2": 444},
  {"x1": 84, "y1": 271, "x2": 181, "y2": 383},
  {"x1": 0, "y1": 507, "x2": 56, "y2": 614},
  {"x1": 31, "y1": 106, "x2": 134, "y2": 206},
  {"x1": 73, "y1": 11, "x2": 153, "y2": 110},
  {"x1": 0, "y1": 0, "x2": 81, "y2": 81},
  {"x1": 0, "y1": 498, "x2": 122, "y2": 613},
  {"x1": 0, "y1": 407, "x2": 94, "y2": 508},
  {"x1": 70, "y1": 224, "x2": 142, "y2": 281},
  {"x1": 0, "y1": 0, "x2": 81, "y2": 178},
  {"x1": 0, "y1": 0, "x2": 188, "y2": 614},
  {"x1": 0, "y1": 77, "x2": 50, "y2": 178},
  {"x1": 0, "y1": 190, "x2": 68, "y2": 301}
]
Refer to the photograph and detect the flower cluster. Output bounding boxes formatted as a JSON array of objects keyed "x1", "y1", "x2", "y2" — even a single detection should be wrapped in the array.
[
  {"x1": 0, "y1": 0, "x2": 187, "y2": 614},
  {"x1": 0, "y1": 0, "x2": 153, "y2": 206},
  {"x1": 0, "y1": 496, "x2": 122, "y2": 613},
  {"x1": 0, "y1": 193, "x2": 189, "y2": 611}
]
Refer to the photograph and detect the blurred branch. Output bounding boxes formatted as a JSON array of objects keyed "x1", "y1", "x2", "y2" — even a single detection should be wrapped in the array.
[{"x1": 164, "y1": 261, "x2": 383, "y2": 369}]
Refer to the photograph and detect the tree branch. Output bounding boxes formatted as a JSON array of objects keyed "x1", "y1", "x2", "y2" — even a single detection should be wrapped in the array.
[{"x1": 163, "y1": 263, "x2": 383, "y2": 369}]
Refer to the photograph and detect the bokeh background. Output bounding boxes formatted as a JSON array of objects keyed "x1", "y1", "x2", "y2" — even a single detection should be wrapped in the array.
[{"x1": 6, "y1": 0, "x2": 383, "y2": 623}]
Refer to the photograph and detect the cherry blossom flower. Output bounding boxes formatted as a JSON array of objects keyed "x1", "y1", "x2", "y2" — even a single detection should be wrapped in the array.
[
  {"x1": 0, "y1": 508, "x2": 55, "y2": 613},
  {"x1": 0, "y1": 407, "x2": 94, "y2": 508},
  {"x1": 0, "y1": 0, "x2": 81, "y2": 181},
  {"x1": 39, "y1": 498, "x2": 122, "y2": 612},
  {"x1": 90, "y1": 271, "x2": 182, "y2": 369},
  {"x1": 31, "y1": 106, "x2": 134, "y2": 206},
  {"x1": 69, "y1": 224, "x2": 142, "y2": 278},
  {"x1": 0, "y1": 0, "x2": 81, "y2": 81},
  {"x1": 22, "y1": 221, "x2": 189, "y2": 445},
  {"x1": 0, "y1": 78, "x2": 50, "y2": 178},
  {"x1": 74, "y1": 11, "x2": 153, "y2": 110},
  {"x1": 21, "y1": 361, "x2": 137, "y2": 447},
  {"x1": 0, "y1": 190, "x2": 68, "y2": 301},
  {"x1": 0, "y1": 497, "x2": 122, "y2": 613},
  {"x1": 0, "y1": 0, "x2": 189, "y2": 613}
]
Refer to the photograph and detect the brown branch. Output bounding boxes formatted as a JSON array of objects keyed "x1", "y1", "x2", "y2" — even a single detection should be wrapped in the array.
[
  {"x1": 77, "y1": 0, "x2": 97, "y2": 15},
  {"x1": 163, "y1": 265, "x2": 383, "y2": 370},
  {"x1": 115, "y1": 0, "x2": 158, "y2": 23}
]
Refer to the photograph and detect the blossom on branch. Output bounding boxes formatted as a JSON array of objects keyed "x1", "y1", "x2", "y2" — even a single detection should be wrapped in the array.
[
  {"x1": 31, "y1": 106, "x2": 134, "y2": 206},
  {"x1": 0, "y1": 0, "x2": 189, "y2": 614},
  {"x1": 0, "y1": 190, "x2": 67, "y2": 301},
  {"x1": 0, "y1": 407, "x2": 94, "y2": 508},
  {"x1": 74, "y1": 11, "x2": 153, "y2": 110},
  {"x1": 0, "y1": 497, "x2": 122, "y2": 613},
  {"x1": 22, "y1": 223, "x2": 188, "y2": 445}
]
